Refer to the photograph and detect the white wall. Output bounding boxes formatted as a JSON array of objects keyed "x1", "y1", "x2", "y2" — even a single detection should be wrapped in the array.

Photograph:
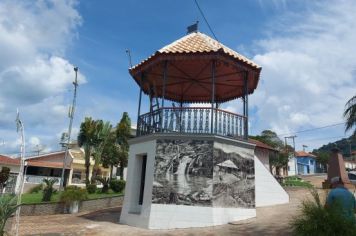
[
  {"x1": 0, "y1": 164, "x2": 20, "y2": 174},
  {"x1": 120, "y1": 139, "x2": 156, "y2": 228},
  {"x1": 288, "y1": 157, "x2": 297, "y2": 176},
  {"x1": 149, "y1": 204, "x2": 255, "y2": 229},
  {"x1": 255, "y1": 156, "x2": 289, "y2": 207}
]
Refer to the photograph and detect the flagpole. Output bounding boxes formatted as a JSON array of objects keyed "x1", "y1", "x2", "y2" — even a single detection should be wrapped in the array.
[{"x1": 13, "y1": 110, "x2": 25, "y2": 236}]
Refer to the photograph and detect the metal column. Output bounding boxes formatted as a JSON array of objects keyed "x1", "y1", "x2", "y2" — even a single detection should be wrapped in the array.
[
  {"x1": 161, "y1": 61, "x2": 168, "y2": 131},
  {"x1": 211, "y1": 60, "x2": 216, "y2": 133},
  {"x1": 243, "y1": 71, "x2": 248, "y2": 139},
  {"x1": 136, "y1": 73, "x2": 143, "y2": 136}
]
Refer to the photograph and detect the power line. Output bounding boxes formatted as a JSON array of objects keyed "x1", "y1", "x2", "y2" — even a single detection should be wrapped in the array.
[
  {"x1": 302, "y1": 135, "x2": 348, "y2": 142},
  {"x1": 278, "y1": 122, "x2": 346, "y2": 137},
  {"x1": 194, "y1": 0, "x2": 219, "y2": 41}
]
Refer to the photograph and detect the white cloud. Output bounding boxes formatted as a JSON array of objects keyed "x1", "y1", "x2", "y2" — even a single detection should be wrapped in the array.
[
  {"x1": 0, "y1": 0, "x2": 83, "y2": 154},
  {"x1": 249, "y1": 0, "x2": 356, "y2": 149}
]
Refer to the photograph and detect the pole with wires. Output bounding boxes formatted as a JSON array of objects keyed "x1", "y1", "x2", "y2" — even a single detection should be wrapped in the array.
[
  {"x1": 59, "y1": 67, "x2": 79, "y2": 190},
  {"x1": 13, "y1": 110, "x2": 25, "y2": 236}
]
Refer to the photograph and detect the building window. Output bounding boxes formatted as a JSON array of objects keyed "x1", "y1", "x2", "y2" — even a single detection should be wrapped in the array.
[{"x1": 72, "y1": 169, "x2": 83, "y2": 184}]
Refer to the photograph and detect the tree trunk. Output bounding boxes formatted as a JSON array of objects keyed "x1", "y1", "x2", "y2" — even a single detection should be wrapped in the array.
[
  {"x1": 120, "y1": 165, "x2": 124, "y2": 180},
  {"x1": 109, "y1": 164, "x2": 113, "y2": 180},
  {"x1": 84, "y1": 146, "x2": 91, "y2": 186}
]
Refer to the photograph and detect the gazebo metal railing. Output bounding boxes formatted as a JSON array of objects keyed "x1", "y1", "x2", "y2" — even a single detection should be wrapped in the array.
[{"x1": 137, "y1": 107, "x2": 246, "y2": 139}]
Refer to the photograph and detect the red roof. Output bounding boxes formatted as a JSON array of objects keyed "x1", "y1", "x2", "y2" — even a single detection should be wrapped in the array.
[
  {"x1": 26, "y1": 151, "x2": 71, "y2": 169},
  {"x1": 249, "y1": 139, "x2": 277, "y2": 151},
  {"x1": 129, "y1": 32, "x2": 261, "y2": 103},
  {"x1": 295, "y1": 151, "x2": 316, "y2": 158},
  {"x1": 26, "y1": 160, "x2": 70, "y2": 169},
  {"x1": 0, "y1": 154, "x2": 20, "y2": 165}
]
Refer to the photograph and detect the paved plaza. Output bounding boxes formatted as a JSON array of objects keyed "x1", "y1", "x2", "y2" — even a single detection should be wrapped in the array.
[{"x1": 18, "y1": 182, "x2": 326, "y2": 236}]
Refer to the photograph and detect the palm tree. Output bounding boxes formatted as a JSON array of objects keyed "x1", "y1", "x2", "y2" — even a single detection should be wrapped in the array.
[
  {"x1": 0, "y1": 195, "x2": 19, "y2": 236},
  {"x1": 91, "y1": 121, "x2": 113, "y2": 181},
  {"x1": 42, "y1": 178, "x2": 58, "y2": 202},
  {"x1": 344, "y1": 95, "x2": 356, "y2": 136},
  {"x1": 78, "y1": 117, "x2": 98, "y2": 185}
]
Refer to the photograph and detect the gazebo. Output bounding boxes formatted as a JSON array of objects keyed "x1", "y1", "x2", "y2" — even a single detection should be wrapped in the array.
[
  {"x1": 120, "y1": 29, "x2": 266, "y2": 229},
  {"x1": 131, "y1": 31, "x2": 261, "y2": 139}
]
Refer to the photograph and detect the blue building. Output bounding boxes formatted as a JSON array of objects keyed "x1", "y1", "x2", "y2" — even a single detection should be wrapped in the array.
[{"x1": 295, "y1": 151, "x2": 316, "y2": 175}]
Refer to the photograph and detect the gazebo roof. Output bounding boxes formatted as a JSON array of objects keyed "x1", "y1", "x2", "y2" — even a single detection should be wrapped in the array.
[{"x1": 130, "y1": 32, "x2": 261, "y2": 103}]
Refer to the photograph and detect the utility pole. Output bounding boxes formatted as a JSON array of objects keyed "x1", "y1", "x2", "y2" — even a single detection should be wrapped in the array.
[
  {"x1": 13, "y1": 110, "x2": 25, "y2": 236},
  {"x1": 59, "y1": 67, "x2": 79, "y2": 190}
]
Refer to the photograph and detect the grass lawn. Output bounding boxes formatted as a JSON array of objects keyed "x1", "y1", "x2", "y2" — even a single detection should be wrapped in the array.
[
  {"x1": 21, "y1": 190, "x2": 123, "y2": 205},
  {"x1": 282, "y1": 176, "x2": 313, "y2": 188}
]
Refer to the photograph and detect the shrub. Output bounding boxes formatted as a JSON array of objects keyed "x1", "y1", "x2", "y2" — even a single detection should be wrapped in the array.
[
  {"x1": 86, "y1": 184, "x2": 97, "y2": 194},
  {"x1": 42, "y1": 178, "x2": 58, "y2": 202},
  {"x1": 60, "y1": 186, "x2": 88, "y2": 205},
  {"x1": 28, "y1": 184, "x2": 43, "y2": 194},
  {"x1": 290, "y1": 188, "x2": 356, "y2": 236},
  {"x1": 110, "y1": 179, "x2": 125, "y2": 193},
  {"x1": 0, "y1": 195, "x2": 19, "y2": 236},
  {"x1": 96, "y1": 177, "x2": 109, "y2": 193}
]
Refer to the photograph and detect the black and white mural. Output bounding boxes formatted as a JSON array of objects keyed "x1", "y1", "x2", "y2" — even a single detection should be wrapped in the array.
[
  {"x1": 213, "y1": 143, "x2": 255, "y2": 208},
  {"x1": 152, "y1": 139, "x2": 213, "y2": 206},
  {"x1": 152, "y1": 139, "x2": 255, "y2": 208}
]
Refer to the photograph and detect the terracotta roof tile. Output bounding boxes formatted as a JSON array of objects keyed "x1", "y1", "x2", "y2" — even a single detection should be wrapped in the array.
[
  {"x1": 249, "y1": 139, "x2": 277, "y2": 151},
  {"x1": 295, "y1": 151, "x2": 317, "y2": 158},
  {"x1": 26, "y1": 160, "x2": 70, "y2": 169},
  {"x1": 0, "y1": 154, "x2": 20, "y2": 165},
  {"x1": 131, "y1": 32, "x2": 261, "y2": 70}
]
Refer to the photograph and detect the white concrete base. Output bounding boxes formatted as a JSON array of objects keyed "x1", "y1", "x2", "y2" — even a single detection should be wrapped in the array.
[
  {"x1": 255, "y1": 156, "x2": 289, "y2": 207},
  {"x1": 148, "y1": 204, "x2": 256, "y2": 229}
]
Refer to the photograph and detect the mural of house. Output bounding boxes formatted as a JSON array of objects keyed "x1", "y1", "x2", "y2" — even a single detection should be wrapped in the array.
[{"x1": 295, "y1": 151, "x2": 316, "y2": 175}]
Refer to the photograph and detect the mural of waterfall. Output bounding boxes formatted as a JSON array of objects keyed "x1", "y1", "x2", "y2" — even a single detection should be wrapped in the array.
[
  {"x1": 152, "y1": 139, "x2": 213, "y2": 206},
  {"x1": 152, "y1": 139, "x2": 255, "y2": 209}
]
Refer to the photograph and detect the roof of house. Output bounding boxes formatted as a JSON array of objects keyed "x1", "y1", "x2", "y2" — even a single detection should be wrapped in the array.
[
  {"x1": 295, "y1": 151, "x2": 317, "y2": 158},
  {"x1": 0, "y1": 154, "x2": 20, "y2": 166},
  {"x1": 249, "y1": 138, "x2": 277, "y2": 152},
  {"x1": 26, "y1": 151, "x2": 71, "y2": 169}
]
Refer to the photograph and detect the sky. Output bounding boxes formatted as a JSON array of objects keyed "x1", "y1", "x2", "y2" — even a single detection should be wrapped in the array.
[{"x1": 0, "y1": 0, "x2": 355, "y2": 156}]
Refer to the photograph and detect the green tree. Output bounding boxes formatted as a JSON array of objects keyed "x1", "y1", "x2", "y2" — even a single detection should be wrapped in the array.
[
  {"x1": 312, "y1": 151, "x2": 329, "y2": 172},
  {"x1": 269, "y1": 152, "x2": 289, "y2": 176},
  {"x1": 116, "y1": 112, "x2": 131, "y2": 179},
  {"x1": 101, "y1": 132, "x2": 120, "y2": 180},
  {"x1": 78, "y1": 117, "x2": 99, "y2": 185},
  {"x1": 91, "y1": 120, "x2": 113, "y2": 182},
  {"x1": 251, "y1": 130, "x2": 293, "y2": 175},
  {"x1": 250, "y1": 130, "x2": 284, "y2": 150},
  {"x1": 344, "y1": 95, "x2": 356, "y2": 136}
]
